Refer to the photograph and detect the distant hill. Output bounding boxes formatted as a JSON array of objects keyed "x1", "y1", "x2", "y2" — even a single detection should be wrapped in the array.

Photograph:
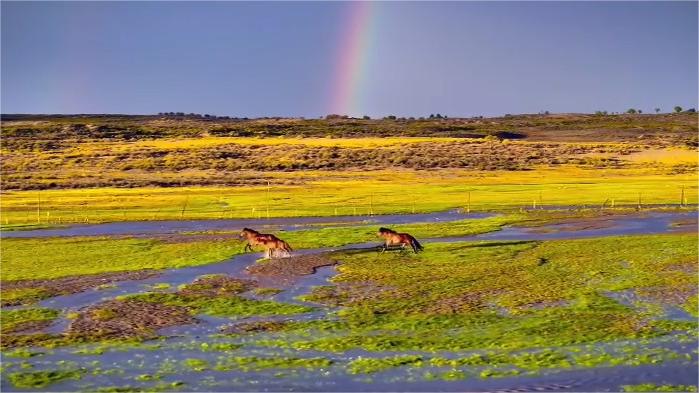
[{"x1": 2, "y1": 113, "x2": 697, "y2": 142}]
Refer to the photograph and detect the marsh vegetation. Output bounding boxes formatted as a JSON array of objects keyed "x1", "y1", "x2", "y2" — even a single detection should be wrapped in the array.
[{"x1": 0, "y1": 114, "x2": 697, "y2": 391}]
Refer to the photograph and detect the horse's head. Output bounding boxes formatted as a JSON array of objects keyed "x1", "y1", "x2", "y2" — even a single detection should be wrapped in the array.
[
  {"x1": 377, "y1": 227, "x2": 395, "y2": 238},
  {"x1": 240, "y1": 228, "x2": 257, "y2": 239}
]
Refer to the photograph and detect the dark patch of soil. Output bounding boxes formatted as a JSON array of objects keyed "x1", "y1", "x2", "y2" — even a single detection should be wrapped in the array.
[
  {"x1": 67, "y1": 299, "x2": 197, "y2": 340},
  {"x1": 220, "y1": 320, "x2": 288, "y2": 334},
  {"x1": 1, "y1": 333, "x2": 59, "y2": 349},
  {"x1": 179, "y1": 274, "x2": 256, "y2": 297},
  {"x1": 1, "y1": 270, "x2": 161, "y2": 306},
  {"x1": 422, "y1": 292, "x2": 489, "y2": 314},
  {"x1": 636, "y1": 285, "x2": 697, "y2": 306},
  {"x1": 246, "y1": 254, "x2": 339, "y2": 286},
  {"x1": 306, "y1": 281, "x2": 398, "y2": 307},
  {"x1": 663, "y1": 262, "x2": 698, "y2": 274}
]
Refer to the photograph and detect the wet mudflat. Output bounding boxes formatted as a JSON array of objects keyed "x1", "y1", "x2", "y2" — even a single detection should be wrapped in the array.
[{"x1": 1, "y1": 210, "x2": 697, "y2": 392}]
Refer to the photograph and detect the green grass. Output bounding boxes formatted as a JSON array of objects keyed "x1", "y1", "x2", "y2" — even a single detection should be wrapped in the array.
[
  {"x1": 0, "y1": 214, "x2": 517, "y2": 282},
  {"x1": 212, "y1": 356, "x2": 333, "y2": 372},
  {"x1": 0, "y1": 308, "x2": 59, "y2": 333},
  {"x1": 622, "y1": 384, "x2": 698, "y2": 392},
  {"x1": 1, "y1": 287, "x2": 50, "y2": 305},
  {"x1": 255, "y1": 234, "x2": 698, "y2": 353},
  {"x1": 7, "y1": 369, "x2": 85, "y2": 388},
  {"x1": 280, "y1": 214, "x2": 519, "y2": 249},
  {"x1": 0, "y1": 237, "x2": 239, "y2": 281},
  {"x1": 347, "y1": 355, "x2": 424, "y2": 374}
]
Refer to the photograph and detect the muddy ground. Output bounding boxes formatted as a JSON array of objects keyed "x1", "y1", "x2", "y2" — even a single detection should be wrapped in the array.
[
  {"x1": 68, "y1": 299, "x2": 197, "y2": 340},
  {"x1": 246, "y1": 253, "x2": 340, "y2": 286},
  {"x1": 1, "y1": 270, "x2": 161, "y2": 306}
]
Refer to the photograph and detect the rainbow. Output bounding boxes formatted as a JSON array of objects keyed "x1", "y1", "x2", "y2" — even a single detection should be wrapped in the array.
[{"x1": 329, "y1": 1, "x2": 376, "y2": 117}]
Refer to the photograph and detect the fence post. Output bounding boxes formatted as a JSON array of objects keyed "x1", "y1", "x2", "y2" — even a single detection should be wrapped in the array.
[
  {"x1": 680, "y1": 186, "x2": 685, "y2": 207},
  {"x1": 36, "y1": 191, "x2": 41, "y2": 224},
  {"x1": 181, "y1": 197, "x2": 188, "y2": 218},
  {"x1": 266, "y1": 181, "x2": 271, "y2": 219}
]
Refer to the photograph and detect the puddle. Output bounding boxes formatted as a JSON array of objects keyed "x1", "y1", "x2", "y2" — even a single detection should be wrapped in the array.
[
  {"x1": 604, "y1": 289, "x2": 696, "y2": 322},
  {"x1": 429, "y1": 211, "x2": 697, "y2": 243}
]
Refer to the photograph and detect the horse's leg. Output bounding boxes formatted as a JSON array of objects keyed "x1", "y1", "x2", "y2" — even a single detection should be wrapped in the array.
[{"x1": 244, "y1": 243, "x2": 251, "y2": 253}]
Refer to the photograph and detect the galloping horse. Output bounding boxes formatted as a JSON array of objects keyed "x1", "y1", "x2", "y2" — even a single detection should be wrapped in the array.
[
  {"x1": 239, "y1": 228, "x2": 293, "y2": 258},
  {"x1": 377, "y1": 227, "x2": 424, "y2": 253}
]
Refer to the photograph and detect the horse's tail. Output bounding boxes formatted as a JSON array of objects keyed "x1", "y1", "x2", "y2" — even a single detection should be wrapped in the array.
[
  {"x1": 409, "y1": 236, "x2": 424, "y2": 253},
  {"x1": 282, "y1": 241, "x2": 293, "y2": 253}
]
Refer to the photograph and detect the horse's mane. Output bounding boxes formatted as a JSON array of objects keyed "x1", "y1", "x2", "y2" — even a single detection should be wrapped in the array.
[
  {"x1": 242, "y1": 227, "x2": 259, "y2": 234},
  {"x1": 378, "y1": 227, "x2": 397, "y2": 234}
]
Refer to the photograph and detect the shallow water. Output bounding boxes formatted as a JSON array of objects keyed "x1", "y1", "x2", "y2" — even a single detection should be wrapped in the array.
[
  {"x1": 1, "y1": 333, "x2": 696, "y2": 392},
  {"x1": 431, "y1": 211, "x2": 697, "y2": 243},
  {"x1": 2, "y1": 211, "x2": 697, "y2": 392},
  {"x1": 0, "y1": 210, "x2": 491, "y2": 238}
]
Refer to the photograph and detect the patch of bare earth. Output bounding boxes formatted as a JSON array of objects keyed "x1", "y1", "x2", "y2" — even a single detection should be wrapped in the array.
[
  {"x1": 68, "y1": 299, "x2": 196, "y2": 340},
  {"x1": 306, "y1": 281, "x2": 399, "y2": 307},
  {"x1": 1, "y1": 270, "x2": 161, "y2": 306},
  {"x1": 179, "y1": 274, "x2": 256, "y2": 297},
  {"x1": 636, "y1": 285, "x2": 698, "y2": 306},
  {"x1": 1, "y1": 274, "x2": 256, "y2": 348},
  {"x1": 246, "y1": 254, "x2": 339, "y2": 286},
  {"x1": 422, "y1": 292, "x2": 490, "y2": 315}
]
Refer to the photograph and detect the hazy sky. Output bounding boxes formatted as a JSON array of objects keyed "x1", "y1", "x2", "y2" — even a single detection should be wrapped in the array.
[{"x1": 2, "y1": 1, "x2": 697, "y2": 117}]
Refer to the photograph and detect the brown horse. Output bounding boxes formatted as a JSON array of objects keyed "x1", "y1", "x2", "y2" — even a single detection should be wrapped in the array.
[
  {"x1": 239, "y1": 228, "x2": 293, "y2": 258},
  {"x1": 377, "y1": 227, "x2": 424, "y2": 253}
]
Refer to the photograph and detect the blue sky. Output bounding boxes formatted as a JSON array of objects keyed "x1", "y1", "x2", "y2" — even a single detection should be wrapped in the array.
[{"x1": 2, "y1": 1, "x2": 697, "y2": 117}]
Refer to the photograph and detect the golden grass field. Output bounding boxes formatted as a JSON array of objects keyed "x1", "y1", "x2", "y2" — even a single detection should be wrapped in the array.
[
  {"x1": 1, "y1": 167, "x2": 696, "y2": 229},
  {"x1": 1, "y1": 113, "x2": 696, "y2": 228}
]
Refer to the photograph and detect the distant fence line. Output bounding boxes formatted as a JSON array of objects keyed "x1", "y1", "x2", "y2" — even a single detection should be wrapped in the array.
[{"x1": 0, "y1": 185, "x2": 696, "y2": 226}]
